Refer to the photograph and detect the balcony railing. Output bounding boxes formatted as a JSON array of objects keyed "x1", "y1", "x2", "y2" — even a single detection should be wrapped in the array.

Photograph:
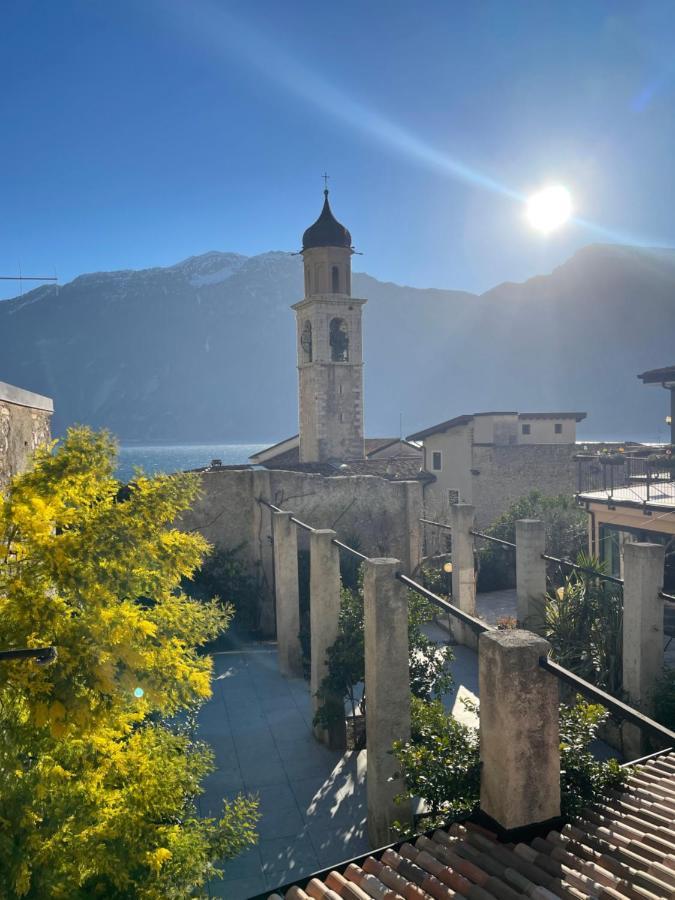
[{"x1": 576, "y1": 452, "x2": 675, "y2": 501}]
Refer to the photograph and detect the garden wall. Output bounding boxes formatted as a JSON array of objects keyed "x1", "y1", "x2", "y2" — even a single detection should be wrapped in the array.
[
  {"x1": 180, "y1": 467, "x2": 422, "y2": 636},
  {"x1": 0, "y1": 381, "x2": 53, "y2": 491}
]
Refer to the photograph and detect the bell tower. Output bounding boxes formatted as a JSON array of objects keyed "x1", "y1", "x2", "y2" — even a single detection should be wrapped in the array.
[{"x1": 292, "y1": 188, "x2": 366, "y2": 463}]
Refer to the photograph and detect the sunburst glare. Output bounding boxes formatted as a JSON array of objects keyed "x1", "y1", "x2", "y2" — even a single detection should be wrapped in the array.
[{"x1": 526, "y1": 185, "x2": 573, "y2": 233}]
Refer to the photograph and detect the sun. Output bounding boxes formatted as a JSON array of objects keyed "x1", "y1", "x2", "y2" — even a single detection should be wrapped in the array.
[{"x1": 526, "y1": 185, "x2": 573, "y2": 233}]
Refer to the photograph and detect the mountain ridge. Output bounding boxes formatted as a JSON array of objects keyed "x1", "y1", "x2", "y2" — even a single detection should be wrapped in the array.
[{"x1": 1, "y1": 243, "x2": 673, "y2": 443}]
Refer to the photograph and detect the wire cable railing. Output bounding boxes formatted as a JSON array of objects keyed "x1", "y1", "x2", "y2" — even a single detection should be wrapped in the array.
[{"x1": 420, "y1": 516, "x2": 669, "y2": 589}]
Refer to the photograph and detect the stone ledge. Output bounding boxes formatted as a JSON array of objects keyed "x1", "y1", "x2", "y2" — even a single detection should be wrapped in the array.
[{"x1": 0, "y1": 380, "x2": 54, "y2": 413}]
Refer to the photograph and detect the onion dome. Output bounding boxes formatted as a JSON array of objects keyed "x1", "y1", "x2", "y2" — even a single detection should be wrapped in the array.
[{"x1": 302, "y1": 190, "x2": 352, "y2": 250}]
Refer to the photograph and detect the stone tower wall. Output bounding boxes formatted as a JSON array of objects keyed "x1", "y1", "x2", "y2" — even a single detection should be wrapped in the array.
[{"x1": 294, "y1": 237, "x2": 366, "y2": 462}]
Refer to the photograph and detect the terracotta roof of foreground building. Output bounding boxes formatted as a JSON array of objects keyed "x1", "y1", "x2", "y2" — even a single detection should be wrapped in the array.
[{"x1": 264, "y1": 750, "x2": 675, "y2": 900}]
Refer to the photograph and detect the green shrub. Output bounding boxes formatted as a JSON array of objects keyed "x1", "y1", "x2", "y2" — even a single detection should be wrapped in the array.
[
  {"x1": 477, "y1": 491, "x2": 587, "y2": 592},
  {"x1": 545, "y1": 553, "x2": 623, "y2": 695},
  {"x1": 314, "y1": 573, "x2": 453, "y2": 730},
  {"x1": 184, "y1": 545, "x2": 261, "y2": 640},
  {"x1": 559, "y1": 700, "x2": 625, "y2": 817},
  {"x1": 393, "y1": 697, "x2": 480, "y2": 823},
  {"x1": 393, "y1": 696, "x2": 626, "y2": 827}
]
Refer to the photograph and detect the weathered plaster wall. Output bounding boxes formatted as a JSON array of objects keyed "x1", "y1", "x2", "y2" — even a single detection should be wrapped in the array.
[
  {"x1": 470, "y1": 444, "x2": 577, "y2": 528},
  {"x1": 180, "y1": 467, "x2": 422, "y2": 636},
  {"x1": 0, "y1": 381, "x2": 53, "y2": 491}
]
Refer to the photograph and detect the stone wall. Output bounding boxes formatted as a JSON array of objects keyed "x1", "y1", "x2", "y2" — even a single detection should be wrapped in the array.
[
  {"x1": 470, "y1": 443, "x2": 577, "y2": 529},
  {"x1": 0, "y1": 381, "x2": 53, "y2": 491},
  {"x1": 180, "y1": 467, "x2": 422, "y2": 636}
]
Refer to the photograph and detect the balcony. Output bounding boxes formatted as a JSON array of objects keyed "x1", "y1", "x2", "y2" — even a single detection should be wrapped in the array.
[{"x1": 576, "y1": 451, "x2": 675, "y2": 506}]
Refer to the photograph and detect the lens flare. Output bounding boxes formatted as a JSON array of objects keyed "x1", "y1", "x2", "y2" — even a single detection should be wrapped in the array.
[
  {"x1": 134, "y1": 687, "x2": 144, "y2": 698},
  {"x1": 526, "y1": 186, "x2": 573, "y2": 233}
]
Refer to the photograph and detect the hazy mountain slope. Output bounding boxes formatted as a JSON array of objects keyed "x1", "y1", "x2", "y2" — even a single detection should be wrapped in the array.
[{"x1": 0, "y1": 244, "x2": 673, "y2": 442}]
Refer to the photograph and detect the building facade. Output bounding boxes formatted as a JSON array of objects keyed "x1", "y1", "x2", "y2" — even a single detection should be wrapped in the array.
[{"x1": 408, "y1": 410, "x2": 585, "y2": 531}]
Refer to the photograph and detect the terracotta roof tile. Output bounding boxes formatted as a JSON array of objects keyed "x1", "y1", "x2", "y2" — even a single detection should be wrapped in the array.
[{"x1": 265, "y1": 751, "x2": 675, "y2": 900}]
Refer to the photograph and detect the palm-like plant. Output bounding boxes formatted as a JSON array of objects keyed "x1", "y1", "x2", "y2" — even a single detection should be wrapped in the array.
[{"x1": 545, "y1": 553, "x2": 623, "y2": 695}]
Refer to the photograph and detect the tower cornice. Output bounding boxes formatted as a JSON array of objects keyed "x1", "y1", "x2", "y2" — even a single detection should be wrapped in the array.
[{"x1": 292, "y1": 296, "x2": 366, "y2": 311}]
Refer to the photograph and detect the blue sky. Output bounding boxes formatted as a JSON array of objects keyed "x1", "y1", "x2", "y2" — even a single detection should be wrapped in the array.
[{"x1": 2, "y1": 0, "x2": 675, "y2": 299}]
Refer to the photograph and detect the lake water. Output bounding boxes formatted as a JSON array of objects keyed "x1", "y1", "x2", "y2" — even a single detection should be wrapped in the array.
[{"x1": 116, "y1": 444, "x2": 267, "y2": 482}]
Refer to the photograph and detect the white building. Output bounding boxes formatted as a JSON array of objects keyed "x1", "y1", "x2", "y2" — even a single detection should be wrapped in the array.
[{"x1": 407, "y1": 410, "x2": 586, "y2": 529}]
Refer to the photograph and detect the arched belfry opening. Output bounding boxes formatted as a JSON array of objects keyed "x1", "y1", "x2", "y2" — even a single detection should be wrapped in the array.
[
  {"x1": 329, "y1": 317, "x2": 349, "y2": 361},
  {"x1": 331, "y1": 265, "x2": 340, "y2": 293}
]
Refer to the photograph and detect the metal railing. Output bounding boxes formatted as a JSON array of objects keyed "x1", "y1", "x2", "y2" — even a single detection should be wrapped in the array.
[
  {"x1": 0, "y1": 646, "x2": 57, "y2": 664},
  {"x1": 419, "y1": 514, "x2": 674, "y2": 744},
  {"x1": 539, "y1": 656, "x2": 674, "y2": 748},
  {"x1": 257, "y1": 497, "x2": 368, "y2": 561},
  {"x1": 576, "y1": 452, "x2": 675, "y2": 501},
  {"x1": 541, "y1": 552, "x2": 624, "y2": 585},
  {"x1": 396, "y1": 573, "x2": 492, "y2": 635},
  {"x1": 399, "y1": 567, "x2": 674, "y2": 748},
  {"x1": 470, "y1": 529, "x2": 516, "y2": 550}
]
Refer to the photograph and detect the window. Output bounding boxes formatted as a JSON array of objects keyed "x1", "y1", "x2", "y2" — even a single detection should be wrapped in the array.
[
  {"x1": 432, "y1": 451, "x2": 442, "y2": 471},
  {"x1": 448, "y1": 490, "x2": 459, "y2": 505},
  {"x1": 305, "y1": 266, "x2": 311, "y2": 294},
  {"x1": 331, "y1": 265, "x2": 340, "y2": 293},
  {"x1": 329, "y1": 317, "x2": 349, "y2": 361},
  {"x1": 521, "y1": 423, "x2": 531, "y2": 435},
  {"x1": 554, "y1": 423, "x2": 563, "y2": 434}
]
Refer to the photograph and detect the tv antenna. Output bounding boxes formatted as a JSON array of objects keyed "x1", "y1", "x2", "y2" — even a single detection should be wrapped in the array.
[{"x1": 0, "y1": 267, "x2": 58, "y2": 297}]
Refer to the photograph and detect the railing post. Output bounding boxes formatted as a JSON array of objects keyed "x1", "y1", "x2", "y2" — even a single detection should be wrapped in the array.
[
  {"x1": 622, "y1": 542, "x2": 665, "y2": 759},
  {"x1": 397, "y1": 480, "x2": 422, "y2": 573},
  {"x1": 479, "y1": 629, "x2": 560, "y2": 835},
  {"x1": 449, "y1": 503, "x2": 476, "y2": 648},
  {"x1": 272, "y1": 511, "x2": 303, "y2": 679},
  {"x1": 364, "y1": 558, "x2": 412, "y2": 847},
  {"x1": 516, "y1": 519, "x2": 547, "y2": 634},
  {"x1": 310, "y1": 529, "x2": 343, "y2": 748}
]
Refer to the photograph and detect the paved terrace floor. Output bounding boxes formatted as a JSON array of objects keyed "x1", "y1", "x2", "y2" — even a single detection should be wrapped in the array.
[{"x1": 197, "y1": 588, "x2": 664, "y2": 898}]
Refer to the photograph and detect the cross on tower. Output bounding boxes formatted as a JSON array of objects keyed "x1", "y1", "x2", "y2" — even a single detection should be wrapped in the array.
[{"x1": 322, "y1": 172, "x2": 330, "y2": 192}]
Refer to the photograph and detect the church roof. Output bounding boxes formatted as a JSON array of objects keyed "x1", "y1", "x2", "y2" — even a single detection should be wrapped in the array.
[{"x1": 302, "y1": 191, "x2": 352, "y2": 250}]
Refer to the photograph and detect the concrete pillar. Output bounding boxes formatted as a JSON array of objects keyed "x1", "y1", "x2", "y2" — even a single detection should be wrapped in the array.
[
  {"x1": 272, "y1": 511, "x2": 303, "y2": 678},
  {"x1": 396, "y1": 480, "x2": 422, "y2": 573},
  {"x1": 309, "y1": 529, "x2": 342, "y2": 746},
  {"x1": 363, "y1": 558, "x2": 412, "y2": 847},
  {"x1": 479, "y1": 629, "x2": 560, "y2": 834},
  {"x1": 516, "y1": 519, "x2": 547, "y2": 634},
  {"x1": 450, "y1": 504, "x2": 476, "y2": 648},
  {"x1": 251, "y1": 469, "x2": 275, "y2": 637},
  {"x1": 622, "y1": 542, "x2": 665, "y2": 760}
]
